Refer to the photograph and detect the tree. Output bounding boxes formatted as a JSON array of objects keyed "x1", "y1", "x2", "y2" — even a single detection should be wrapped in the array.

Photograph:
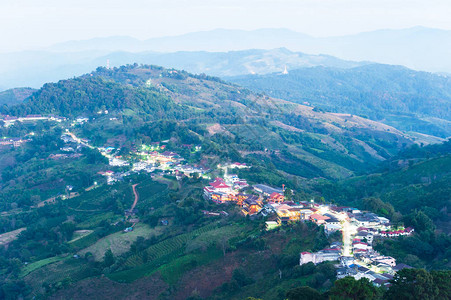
[
  {"x1": 431, "y1": 270, "x2": 451, "y2": 300},
  {"x1": 286, "y1": 286, "x2": 323, "y2": 300},
  {"x1": 406, "y1": 210, "x2": 435, "y2": 233},
  {"x1": 329, "y1": 277, "x2": 381, "y2": 300},
  {"x1": 385, "y1": 269, "x2": 439, "y2": 300},
  {"x1": 232, "y1": 268, "x2": 253, "y2": 287},
  {"x1": 103, "y1": 249, "x2": 115, "y2": 268},
  {"x1": 284, "y1": 188, "x2": 293, "y2": 201}
]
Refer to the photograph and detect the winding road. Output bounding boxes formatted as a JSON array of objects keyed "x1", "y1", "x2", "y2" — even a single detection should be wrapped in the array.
[{"x1": 131, "y1": 184, "x2": 139, "y2": 211}]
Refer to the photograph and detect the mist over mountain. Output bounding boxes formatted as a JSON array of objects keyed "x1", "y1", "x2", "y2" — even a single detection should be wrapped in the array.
[
  {"x1": 48, "y1": 27, "x2": 451, "y2": 73},
  {"x1": 0, "y1": 48, "x2": 365, "y2": 90},
  {"x1": 1, "y1": 27, "x2": 450, "y2": 91}
]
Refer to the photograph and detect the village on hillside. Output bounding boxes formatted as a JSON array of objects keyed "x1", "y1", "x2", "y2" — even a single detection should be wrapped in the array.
[
  {"x1": 1, "y1": 114, "x2": 416, "y2": 289},
  {"x1": 202, "y1": 171, "x2": 415, "y2": 288}
]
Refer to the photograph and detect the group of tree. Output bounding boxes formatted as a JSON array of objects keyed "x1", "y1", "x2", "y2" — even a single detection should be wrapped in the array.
[{"x1": 285, "y1": 268, "x2": 450, "y2": 300}]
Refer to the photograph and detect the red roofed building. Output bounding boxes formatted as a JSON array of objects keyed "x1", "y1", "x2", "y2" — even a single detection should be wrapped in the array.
[
  {"x1": 269, "y1": 192, "x2": 284, "y2": 203},
  {"x1": 310, "y1": 213, "x2": 330, "y2": 225},
  {"x1": 204, "y1": 178, "x2": 234, "y2": 203}
]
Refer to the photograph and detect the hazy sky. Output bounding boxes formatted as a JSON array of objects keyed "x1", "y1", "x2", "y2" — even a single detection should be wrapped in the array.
[{"x1": 1, "y1": 0, "x2": 450, "y2": 52}]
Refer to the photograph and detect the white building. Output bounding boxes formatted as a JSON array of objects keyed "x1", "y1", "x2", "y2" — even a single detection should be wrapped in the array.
[
  {"x1": 109, "y1": 157, "x2": 129, "y2": 167},
  {"x1": 300, "y1": 248, "x2": 341, "y2": 265},
  {"x1": 372, "y1": 256, "x2": 396, "y2": 267}
]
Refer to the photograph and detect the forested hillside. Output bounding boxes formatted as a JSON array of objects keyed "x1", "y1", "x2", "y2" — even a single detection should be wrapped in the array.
[
  {"x1": 1, "y1": 64, "x2": 450, "y2": 299},
  {"x1": 2, "y1": 64, "x2": 420, "y2": 183},
  {"x1": 230, "y1": 64, "x2": 451, "y2": 137}
]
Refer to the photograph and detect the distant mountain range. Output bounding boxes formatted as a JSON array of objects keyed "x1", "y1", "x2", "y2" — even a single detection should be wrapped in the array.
[
  {"x1": 0, "y1": 48, "x2": 364, "y2": 90},
  {"x1": 46, "y1": 27, "x2": 451, "y2": 73},
  {"x1": 0, "y1": 27, "x2": 450, "y2": 90}
]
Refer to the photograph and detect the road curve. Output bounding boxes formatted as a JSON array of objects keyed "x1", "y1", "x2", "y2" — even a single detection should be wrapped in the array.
[{"x1": 131, "y1": 184, "x2": 139, "y2": 211}]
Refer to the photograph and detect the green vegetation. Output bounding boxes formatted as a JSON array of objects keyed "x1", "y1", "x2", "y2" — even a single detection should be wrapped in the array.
[
  {"x1": 0, "y1": 64, "x2": 450, "y2": 299},
  {"x1": 0, "y1": 87, "x2": 36, "y2": 106},
  {"x1": 231, "y1": 64, "x2": 451, "y2": 137},
  {"x1": 78, "y1": 224, "x2": 164, "y2": 260},
  {"x1": 20, "y1": 256, "x2": 68, "y2": 278}
]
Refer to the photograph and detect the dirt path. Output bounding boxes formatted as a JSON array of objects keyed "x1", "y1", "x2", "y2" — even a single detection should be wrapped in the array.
[{"x1": 131, "y1": 184, "x2": 139, "y2": 211}]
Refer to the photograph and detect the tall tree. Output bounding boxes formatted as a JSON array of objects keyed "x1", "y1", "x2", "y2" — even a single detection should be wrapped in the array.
[
  {"x1": 329, "y1": 276, "x2": 381, "y2": 300},
  {"x1": 385, "y1": 269, "x2": 439, "y2": 300}
]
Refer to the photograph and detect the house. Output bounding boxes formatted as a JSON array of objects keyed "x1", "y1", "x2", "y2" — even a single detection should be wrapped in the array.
[
  {"x1": 230, "y1": 162, "x2": 250, "y2": 169},
  {"x1": 269, "y1": 192, "x2": 285, "y2": 203},
  {"x1": 373, "y1": 278, "x2": 391, "y2": 288},
  {"x1": 356, "y1": 231, "x2": 374, "y2": 244},
  {"x1": 124, "y1": 227, "x2": 133, "y2": 232},
  {"x1": 310, "y1": 213, "x2": 330, "y2": 225},
  {"x1": 109, "y1": 157, "x2": 129, "y2": 167},
  {"x1": 241, "y1": 195, "x2": 263, "y2": 216},
  {"x1": 354, "y1": 271, "x2": 376, "y2": 282},
  {"x1": 372, "y1": 256, "x2": 396, "y2": 267},
  {"x1": 325, "y1": 223, "x2": 341, "y2": 235},
  {"x1": 352, "y1": 213, "x2": 381, "y2": 227},
  {"x1": 352, "y1": 241, "x2": 370, "y2": 251},
  {"x1": 224, "y1": 174, "x2": 240, "y2": 183},
  {"x1": 377, "y1": 217, "x2": 390, "y2": 224},
  {"x1": 60, "y1": 147, "x2": 74, "y2": 152},
  {"x1": 234, "y1": 180, "x2": 249, "y2": 189},
  {"x1": 276, "y1": 204, "x2": 301, "y2": 224},
  {"x1": 266, "y1": 221, "x2": 279, "y2": 230},
  {"x1": 324, "y1": 215, "x2": 340, "y2": 226},
  {"x1": 0, "y1": 138, "x2": 29, "y2": 147},
  {"x1": 393, "y1": 263, "x2": 413, "y2": 272},
  {"x1": 300, "y1": 248, "x2": 341, "y2": 265},
  {"x1": 204, "y1": 178, "x2": 233, "y2": 202},
  {"x1": 299, "y1": 209, "x2": 314, "y2": 220},
  {"x1": 75, "y1": 117, "x2": 89, "y2": 124}
]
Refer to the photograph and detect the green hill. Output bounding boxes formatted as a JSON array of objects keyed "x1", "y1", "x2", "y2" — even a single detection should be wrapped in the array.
[
  {"x1": 0, "y1": 64, "x2": 450, "y2": 299},
  {"x1": 0, "y1": 87, "x2": 36, "y2": 106},
  {"x1": 2, "y1": 64, "x2": 421, "y2": 182},
  {"x1": 229, "y1": 64, "x2": 451, "y2": 137}
]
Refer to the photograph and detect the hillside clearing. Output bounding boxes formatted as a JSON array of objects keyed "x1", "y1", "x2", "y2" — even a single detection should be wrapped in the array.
[
  {"x1": 78, "y1": 224, "x2": 164, "y2": 260},
  {"x1": 0, "y1": 227, "x2": 26, "y2": 246}
]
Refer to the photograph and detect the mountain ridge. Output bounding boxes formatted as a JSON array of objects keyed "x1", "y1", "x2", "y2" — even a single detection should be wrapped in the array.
[{"x1": 229, "y1": 64, "x2": 451, "y2": 138}]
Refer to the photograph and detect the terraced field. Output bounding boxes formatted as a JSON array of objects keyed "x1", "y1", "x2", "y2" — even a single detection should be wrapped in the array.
[
  {"x1": 78, "y1": 224, "x2": 164, "y2": 260},
  {"x1": 108, "y1": 223, "x2": 247, "y2": 283},
  {"x1": 20, "y1": 256, "x2": 69, "y2": 277},
  {"x1": 125, "y1": 223, "x2": 219, "y2": 268}
]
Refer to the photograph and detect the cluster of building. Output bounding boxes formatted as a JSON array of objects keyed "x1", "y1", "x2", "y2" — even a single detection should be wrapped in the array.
[
  {"x1": 203, "y1": 174, "x2": 250, "y2": 204},
  {"x1": 0, "y1": 137, "x2": 30, "y2": 147},
  {"x1": 0, "y1": 114, "x2": 65, "y2": 127},
  {"x1": 94, "y1": 142, "x2": 210, "y2": 184},
  {"x1": 297, "y1": 206, "x2": 415, "y2": 288},
  {"x1": 204, "y1": 176, "x2": 418, "y2": 288}
]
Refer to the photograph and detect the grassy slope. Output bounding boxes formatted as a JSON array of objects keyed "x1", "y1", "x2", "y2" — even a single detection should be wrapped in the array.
[{"x1": 78, "y1": 224, "x2": 164, "y2": 260}]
